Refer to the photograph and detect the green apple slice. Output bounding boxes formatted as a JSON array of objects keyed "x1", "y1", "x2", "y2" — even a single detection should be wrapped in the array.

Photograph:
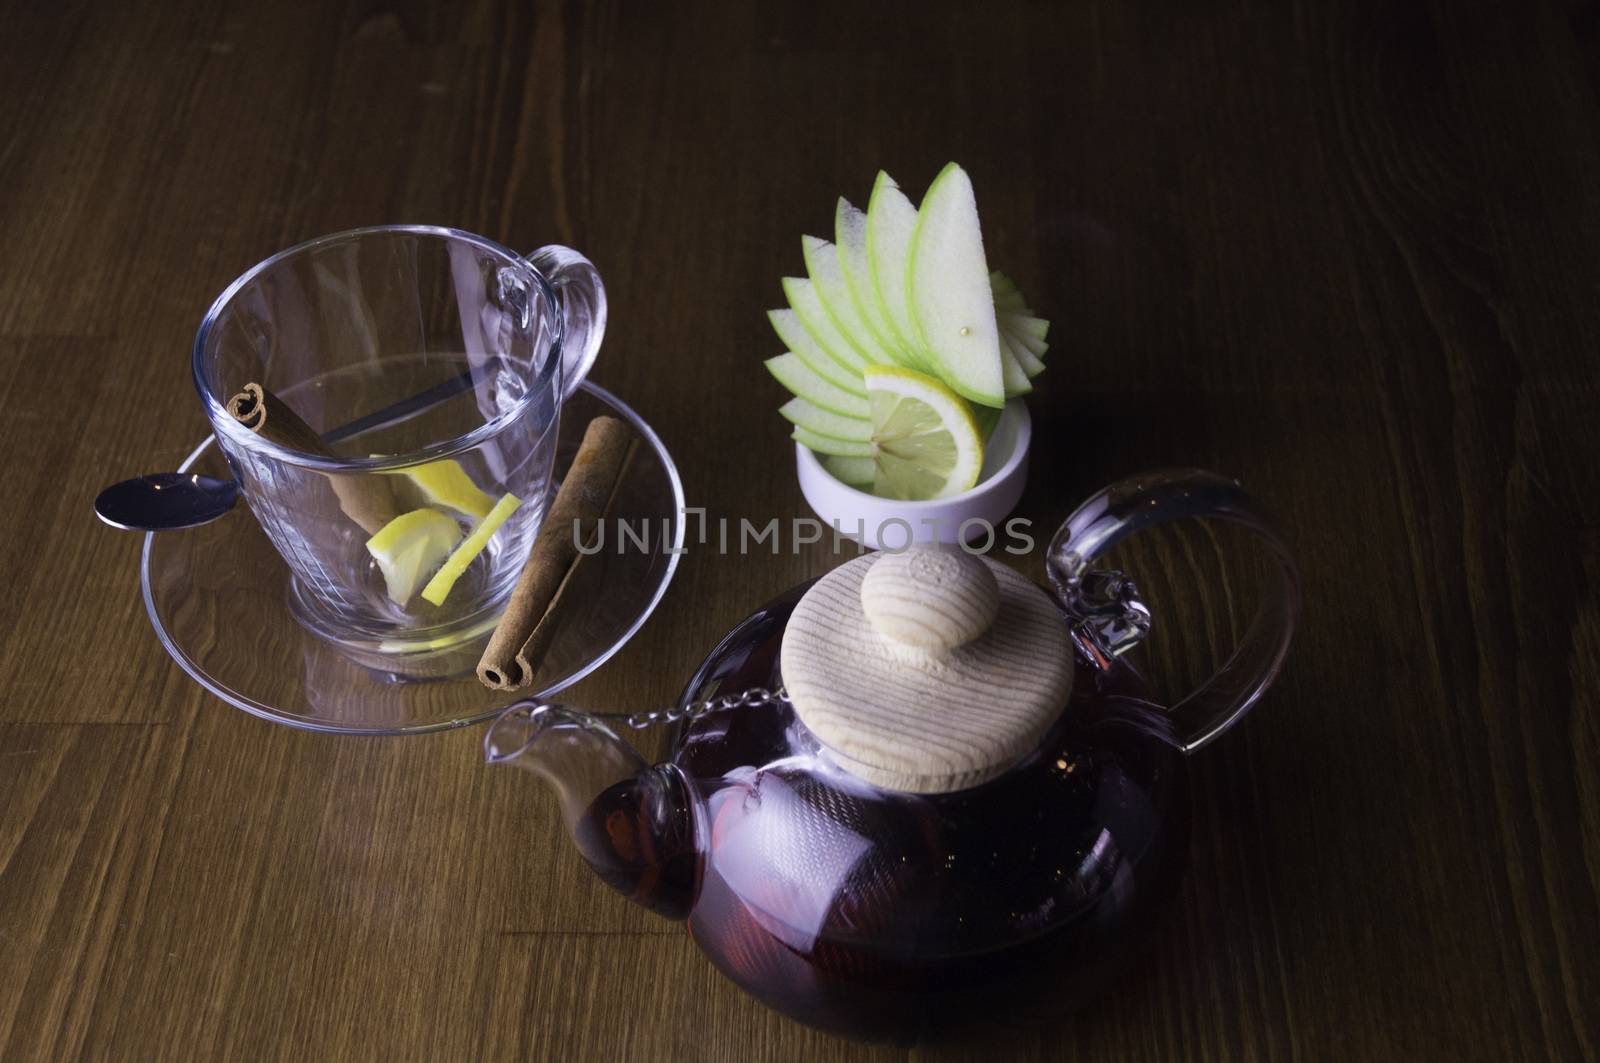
[
  {"x1": 999, "y1": 342, "x2": 1033, "y2": 397},
  {"x1": 782, "y1": 277, "x2": 869, "y2": 373},
  {"x1": 765, "y1": 353, "x2": 870, "y2": 418},
  {"x1": 991, "y1": 274, "x2": 1045, "y2": 373},
  {"x1": 906, "y1": 162, "x2": 1004, "y2": 408},
  {"x1": 792, "y1": 426, "x2": 874, "y2": 457},
  {"x1": 420, "y1": 492, "x2": 522, "y2": 606},
  {"x1": 1005, "y1": 314, "x2": 1049, "y2": 343},
  {"x1": 801, "y1": 235, "x2": 902, "y2": 369},
  {"x1": 366, "y1": 508, "x2": 463, "y2": 606},
  {"x1": 865, "y1": 172, "x2": 923, "y2": 356},
  {"x1": 993, "y1": 289, "x2": 1026, "y2": 314},
  {"x1": 779, "y1": 397, "x2": 872, "y2": 442},
  {"x1": 1005, "y1": 322, "x2": 1049, "y2": 359},
  {"x1": 990, "y1": 272, "x2": 1034, "y2": 316},
  {"x1": 835, "y1": 199, "x2": 923, "y2": 372},
  {"x1": 1001, "y1": 328, "x2": 1046, "y2": 377},
  {"x1": 821, "y1": 454, "x2": 876, "y2": 486},
  {"x1": 990, "y1": 270, "x2": 1022, "y2": 300},
  {"x1": 971, "y1": 400, "x2": 1003, "y2": 442},
  {"x1": 768, "y1": 309, "x2": 864, "y2": 397}
]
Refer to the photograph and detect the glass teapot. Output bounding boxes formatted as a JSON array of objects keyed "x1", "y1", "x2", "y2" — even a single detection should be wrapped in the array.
[{"x1": 484, "y1": 469, "x2": 1298, "y2": 1039}]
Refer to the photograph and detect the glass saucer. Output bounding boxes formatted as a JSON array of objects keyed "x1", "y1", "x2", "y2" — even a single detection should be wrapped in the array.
[{"x1": 142, "y1": 381, "x2": 684, "y2": 734}]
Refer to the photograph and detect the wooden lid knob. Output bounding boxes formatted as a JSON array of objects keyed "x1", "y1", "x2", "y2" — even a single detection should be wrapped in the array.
[{"x1": 860, "y1": 547, "x2": 999, "y2": 652}]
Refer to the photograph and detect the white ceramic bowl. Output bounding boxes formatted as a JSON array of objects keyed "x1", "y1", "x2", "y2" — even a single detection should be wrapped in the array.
[{"x1": 794, "y1": 400, "x2": 1032, "y2": 551}]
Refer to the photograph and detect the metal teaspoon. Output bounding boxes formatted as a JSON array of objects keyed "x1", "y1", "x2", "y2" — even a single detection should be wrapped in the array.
[{"x1": 93, "y1": 369, "x2": 478, "y2": 533}]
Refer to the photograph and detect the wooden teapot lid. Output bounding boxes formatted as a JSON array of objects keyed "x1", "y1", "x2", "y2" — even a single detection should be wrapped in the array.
[{"x1": 781, "y1": 547, "x2": 1073, "y2": 793}]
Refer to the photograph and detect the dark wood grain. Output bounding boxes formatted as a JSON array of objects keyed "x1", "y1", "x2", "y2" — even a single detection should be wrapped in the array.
[{"x1": 2, "y1": 0, "x2": 1597, "y2": 1059}]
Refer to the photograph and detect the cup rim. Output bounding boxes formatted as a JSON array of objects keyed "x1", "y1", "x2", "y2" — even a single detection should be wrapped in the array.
[{"x1": 191, "y1": 224, "x2": 564, "y2": 473}]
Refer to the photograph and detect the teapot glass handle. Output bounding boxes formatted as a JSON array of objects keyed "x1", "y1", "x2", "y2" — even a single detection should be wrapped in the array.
[{"x1": 1047, "y1": 469, "x2": 1300, "y2": 754}]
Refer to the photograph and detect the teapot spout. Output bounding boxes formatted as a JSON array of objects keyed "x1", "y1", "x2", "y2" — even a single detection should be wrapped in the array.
[{"x1": 484, "y1": 702, "x2": 701, "y2": 919}]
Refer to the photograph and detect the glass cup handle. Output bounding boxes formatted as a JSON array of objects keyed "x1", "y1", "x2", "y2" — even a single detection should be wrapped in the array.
[
  {"x1": 1046, "y1": 469, "x2": 1301, "y2": 753},
  {"x1": 526, "y1": 245, "x2": 608, "y2": 402}
]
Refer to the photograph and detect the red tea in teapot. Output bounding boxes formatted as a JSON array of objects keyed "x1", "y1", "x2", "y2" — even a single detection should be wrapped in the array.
[
  {"x1": 571, "y1": 586, "x2": 1189, "y2": 1039},
  {"x1": 495, "y1": 471, "x2": 1299, "y2": 1041}
]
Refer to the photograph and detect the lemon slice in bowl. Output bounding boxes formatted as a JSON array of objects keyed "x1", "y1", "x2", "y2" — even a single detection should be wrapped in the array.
[{"x1": 864, "y1": 365, "x2": 985, "y2": 500}]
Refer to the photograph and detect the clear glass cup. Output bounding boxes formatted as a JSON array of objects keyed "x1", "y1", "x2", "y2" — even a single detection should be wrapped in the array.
[{"x1": 191, "y1": 225, "x2": 606, "y2": 676}]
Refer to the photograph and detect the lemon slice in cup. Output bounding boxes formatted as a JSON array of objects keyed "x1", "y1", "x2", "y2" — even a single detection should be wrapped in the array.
[
  {"x1": 366, "y1": 509, "x2": 464, "y2": 606},
  {"x1": 864, "y1": 365, "x2": 985, "y2": 501},
  {"x1": 420, "y1": 492, "x2": 523, "y2": 607},
  {"x1": 388, "y1": 459, "x2": 497, "y2": 519}
]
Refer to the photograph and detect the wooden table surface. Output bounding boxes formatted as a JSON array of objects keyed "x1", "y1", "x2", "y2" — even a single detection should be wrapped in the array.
[{"x1": 4, "y1": 0, "x2": 1598, "y2": 1059}]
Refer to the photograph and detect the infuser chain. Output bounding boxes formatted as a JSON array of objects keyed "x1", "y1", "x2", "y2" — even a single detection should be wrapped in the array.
[{"x1": 625, "y1": 686, "x2": 788, "y2": 730}]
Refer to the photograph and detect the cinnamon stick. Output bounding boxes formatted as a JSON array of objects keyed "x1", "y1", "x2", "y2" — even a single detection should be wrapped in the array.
[
  {"x1": 507, "y1": 437, "x2": 637, "y2": 683},
  {"x1": 225, "y1": 381, "x2": 398, "y2": 535},
  {"x1": 477, "y1": 416, "x2": 636, "y2": 690},
  {"x1": 226, "y1": 383, "x2": 327, "y2": 455}
]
